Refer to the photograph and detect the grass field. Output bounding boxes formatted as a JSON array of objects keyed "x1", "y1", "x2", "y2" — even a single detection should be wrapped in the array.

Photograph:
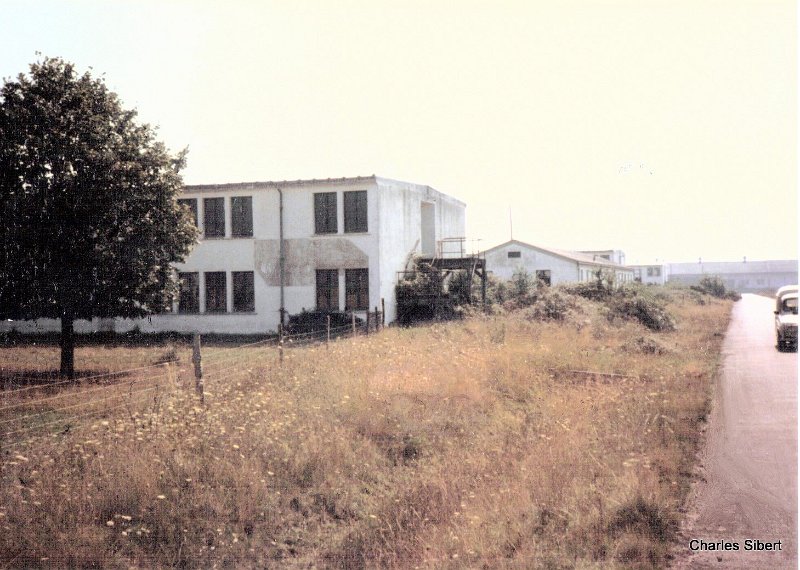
[{"x1": 0, "y1": 291, "x2": 732, "y2": 568}]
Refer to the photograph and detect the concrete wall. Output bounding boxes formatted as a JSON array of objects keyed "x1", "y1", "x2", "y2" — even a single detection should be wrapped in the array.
[{"x1": 376, "y1": 179, "x2": 466, "y2": 324}]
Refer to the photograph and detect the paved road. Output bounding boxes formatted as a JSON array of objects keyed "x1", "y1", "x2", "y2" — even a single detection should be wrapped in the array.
[{"x1": 673, "y1": 293, "x2": 797, "y2": 569}]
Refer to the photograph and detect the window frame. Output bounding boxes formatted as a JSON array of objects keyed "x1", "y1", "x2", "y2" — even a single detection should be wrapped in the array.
[
  {"x1": 343, "y1": 190, "x2": 368, "y2": 233},
  {"x1": 535, "y1": 269, "x2": 552, "y2": 286},
  {"x1": 204, "y1": 271, "x2": 227, "y2": 313},
  {"x1": 203, "y1": 197, "x2": 226, "y2": 238},
  {"x1": 314, "y1": 192, "x2": 338, "y2": 234},
  {"x1": 345, "y1": 268, "x2": 369, "y2": 311},
  {"x1": 507, "y1": 251, "x2": 521, "y2": 259},
  {"x1": 232, "y1": 271, "x2": 255, "y2": 313},
  {"x1": 231, "y1": 196, "x2": 253, "y2": 238},
  {"x1": 178, "y1": 272, "x2": 200, "y2": 314},
  {"x1": 178, "y1": 198, "x2": 198, "y2": 228},
  {"x1": 316, "y1": 269, "x2": 339, "y2": 310}
]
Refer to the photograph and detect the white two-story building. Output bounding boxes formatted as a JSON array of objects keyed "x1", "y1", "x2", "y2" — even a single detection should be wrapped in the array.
[{"x1": 3, "y1": 176, "x2": 466, "y2": 335}]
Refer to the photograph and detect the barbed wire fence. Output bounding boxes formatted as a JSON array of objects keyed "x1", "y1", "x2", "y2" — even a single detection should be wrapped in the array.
[{"x1": 0, "y1": 307, "x2": 384, "y2": 454}]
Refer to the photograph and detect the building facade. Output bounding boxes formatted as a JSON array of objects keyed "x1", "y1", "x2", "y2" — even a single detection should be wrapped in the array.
[
  {"x1": 483, "y1": 240, "x2": 634, "y2": 286},
  {"x1": 631, "y1": 264, "x2": 669, "y2": 285},
  {"x1": 667, "y1": 259, "x2": 798, "y2": 292},
  {"x1": 2, "y1": 176, "x2": 466, "y2": 335}
]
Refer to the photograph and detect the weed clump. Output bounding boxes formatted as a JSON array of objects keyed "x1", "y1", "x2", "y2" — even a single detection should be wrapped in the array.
[
  {"x1": 608, "y1": 288, "x2": 676, "y2": 332},
  {"x1": 622, "y1": 335, "x2": 672, "y2": 355},
  {"x1": 691, "y1": 276, "x2": 741, "y2": 301}
]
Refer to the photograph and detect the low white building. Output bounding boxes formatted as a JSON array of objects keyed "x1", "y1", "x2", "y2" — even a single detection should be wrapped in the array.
[
  {"x1": 3, "y1": 176, "x2": 466, "y2": 335},
  {"x1": 667, "y1": 259, "x2": 798, "y2": 292},
  {"x1": 483, "y1": 240, "x2": 634, "y2": 286},
  {"x1": 631, "y1": 264, "x2": 669, "y2": 285}
]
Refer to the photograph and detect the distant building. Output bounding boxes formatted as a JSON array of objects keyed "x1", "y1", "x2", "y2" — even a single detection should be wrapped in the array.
[
  {"x1": 2, "y1": 176, "x2": 466, "y2": 335},
  {"x1": 578, "y1": 249, "x2": 626, "y2": 266},
  {"x1": 667, "y1": 259, "x2": 798, "y2": 292},
  {"x1": 631, "y1": 264, "x2": 669, "y2": 285},
  {"x1": 483, "y1": 240, "x2": 634, "y2": 286}
]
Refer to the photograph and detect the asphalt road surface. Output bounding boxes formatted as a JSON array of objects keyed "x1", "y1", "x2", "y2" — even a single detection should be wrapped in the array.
[{"x1": 673, "y1": 293, "x2": 797, "y2": 569}]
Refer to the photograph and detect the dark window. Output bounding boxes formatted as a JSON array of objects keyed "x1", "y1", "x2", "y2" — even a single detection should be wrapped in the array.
[
  {"x1": 233, "y1": 271, "x2": 255, "y2": 312},
  {"x1": 314, "y1": 192, "x2": 337, "y2": 234},
  {"x1": 178, "y1": 198, "x2": 198, "y2": 227},
  {"x1": 535, "y1": 270, "x2": 552, "y2": 286},
  {"x1": 203, "y1": 197, "x2": 225, "y2": 237},
  {"x1": 507, "y1": 251, "x2": 521, "y2": 259},
  {"x1": 316, "y1": 269, "x2": 339, "y2": 310},
  {"x1": 178, "y1": 272, "x2": 199, "y2": 314},
  {"x1": 205, "y1": 271, "x2": 227, "y2": 313},
  {"x1": 345, "y1": 268, "x2": 369, "y2": 310},
  {"x1": 231, "y1": 196, "x2": 253, "y2": 237},
  {"x1": 344, "y1": 191, "x2": 368, "y2": 233}
]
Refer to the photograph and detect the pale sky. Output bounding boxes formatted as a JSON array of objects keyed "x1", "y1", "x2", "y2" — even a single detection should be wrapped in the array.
[{"x1": 2, "y1": 1, "x2": 796, "y2": 264}]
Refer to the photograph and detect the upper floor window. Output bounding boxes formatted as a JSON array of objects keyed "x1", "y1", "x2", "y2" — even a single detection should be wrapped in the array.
[
  {"x1": 178, "y1": 198, "x2": 198, "y2": 227},
  {"x1": 507, "y1": 251, "x2": 521, "y2": 259},
  {"x1": 231, "y1": 196, "x2": 253, "y2": 237},
  {"x1": 344, "y1": 191, "x2": 368, "y2": 233},
  {"x1": 204, "y1": 197, "x2": 225, "y2": 238},
  {"x1": 205, "y1": 271, "x2": 227, "y2": 313},
  {"x1": 178, "y1": 272, "x2": 199, "y2": 314},
  {"x1": 314, "y1": 192, "x2": 337, "y2": 234}
]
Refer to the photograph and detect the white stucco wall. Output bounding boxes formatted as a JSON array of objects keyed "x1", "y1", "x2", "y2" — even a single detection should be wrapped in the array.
[{"x1": 376, "y1": 179, "x2": 467, "y2": 324}]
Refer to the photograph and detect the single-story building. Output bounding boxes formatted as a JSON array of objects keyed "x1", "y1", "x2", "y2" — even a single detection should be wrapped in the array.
[{"x1": 482, "y1": 240, "x2": 634, "y2": 286}]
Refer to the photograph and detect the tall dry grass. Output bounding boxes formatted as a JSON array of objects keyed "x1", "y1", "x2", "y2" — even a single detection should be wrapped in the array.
[{"x1": 0, "y1": 293, "x2": 731, "y2": 568}]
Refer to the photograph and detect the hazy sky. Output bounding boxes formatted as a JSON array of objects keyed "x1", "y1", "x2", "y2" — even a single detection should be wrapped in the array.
[{"x1": 2, "y1": 1, "x2": 796, "y2": 264}]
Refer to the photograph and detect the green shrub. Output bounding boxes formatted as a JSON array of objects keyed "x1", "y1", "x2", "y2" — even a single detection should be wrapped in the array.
[
  {"x1": 691, "y1": 276, "x2": 741, "y2": 301},
  {"x1": 609, "y1": 289, "x2": 676, "y2": 332},
  {"x1": 525, "y1": 289, "x2": 574, "y2": 322}
]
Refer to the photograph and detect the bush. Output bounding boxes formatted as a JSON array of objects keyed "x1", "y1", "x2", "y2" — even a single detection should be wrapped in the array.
[
  {"x1": 691, "y1": 276, "x2": 741, "y2": 301},
  {"x1": 524, "y1": 289, "x2": 574, "y2": 322},
  {"x1": 286, "y1": 310, "x2": 361, "y2": 335},
  {"x1": 609, "y1": 289, "x2": 676, "y2": 332}
]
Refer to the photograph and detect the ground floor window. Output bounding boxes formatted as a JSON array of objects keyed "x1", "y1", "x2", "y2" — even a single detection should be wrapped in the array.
[
  {"x1": 205, "y1": 271, "x2": 227, "y2": 313},
  {"x1": 346, "y1": 268, "x2": 369, "y2": 310},
  {"x1": 233, "y1": 271, "x2": 255, "y2": 312},
  {"x1": 316, "y1": 269, "x2": 339, "y2": 310},
  {"x1": 536, "y1": 270, "x2": 552, "y2": 286},
  {"x1": 178, "y1": 272, "x2": 199, "y2": 313}
]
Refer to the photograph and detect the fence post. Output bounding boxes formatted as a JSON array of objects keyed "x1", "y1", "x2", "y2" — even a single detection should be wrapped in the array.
[
  {"x1": 278, "y1": 323, "x2": 284, "y2": 365},
  {"x1": 326, "y1": 315, "x2": 331, "y2": 347},
  {"x1": 192, "y1": 333, "x2": 204, "y2": 403},
  {"x1": 366, "y1": 310, "x2": 371, "y2": 335},
  {"x1": 381, "y1": 298, "x2": 385, "y2": 326},
  {"x1": 351, "y1": 312, "x2": 356, "y2": 335},
  {"x1": 374, "y1": 306, "x2": 380, "y2": 331}
]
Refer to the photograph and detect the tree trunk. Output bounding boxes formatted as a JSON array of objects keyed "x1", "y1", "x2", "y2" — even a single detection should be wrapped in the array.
[{"x1": 60, "y1": 308, "x2": 75, "y2": 379}]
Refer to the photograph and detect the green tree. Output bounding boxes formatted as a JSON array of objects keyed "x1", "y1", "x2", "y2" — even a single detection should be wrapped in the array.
[{"x1": 0, "y1": 58, "x2": 198, "y2": 378}]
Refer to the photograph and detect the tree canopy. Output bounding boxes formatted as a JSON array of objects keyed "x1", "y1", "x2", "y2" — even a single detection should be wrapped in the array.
[{"x1": 0, "y1": 57, "x2": 198, "y2": 377}]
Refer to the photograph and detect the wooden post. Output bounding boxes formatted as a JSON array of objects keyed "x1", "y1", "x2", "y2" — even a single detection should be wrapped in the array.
[
  {"x1": 381, "y1": 298, "x2": 385, "y2": 326},
  {"x1": 351, "y1": 312, "x2": 356, "y2": 335},
  {"x1": 192, "y1": 333, "x2": 204, "y2": 403},
  {"x1": 366, "y1": 310, "x2": 371, "y2": 335},
  {"x1": 326, "y1": 315, "x2": 331, "y2": 347},
  {"x1": 278, "y1": 324, "x2": 284, "y2": 365}
]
